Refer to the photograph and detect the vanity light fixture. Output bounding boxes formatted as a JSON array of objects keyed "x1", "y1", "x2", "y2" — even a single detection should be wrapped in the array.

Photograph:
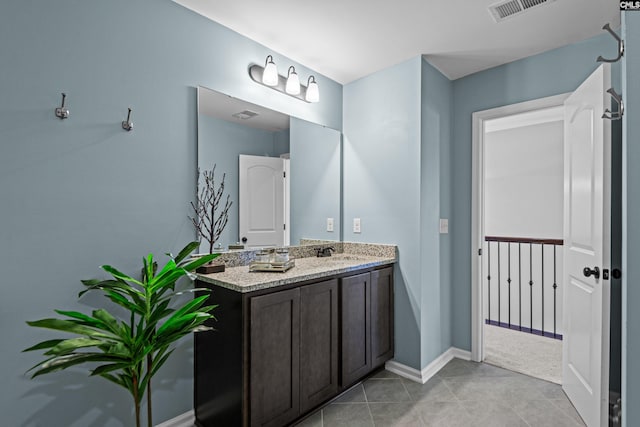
[
  {"x1": 285, "y1": 66, "x2": 300, "y2": 95},
  {"x1": 249, "y1": 55, "x2": 320, "y2": 103},
  {"x1": 305, "y1": 76, "x2": 319, "y2": 103},
  {"x1": 262, "y1": 55, "x2": 279, "y2": 86}
]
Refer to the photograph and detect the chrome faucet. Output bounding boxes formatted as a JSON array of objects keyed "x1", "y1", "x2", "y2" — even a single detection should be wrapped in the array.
[{"x1": 316, "y1": 246, "x2": 335, "y2": 257}]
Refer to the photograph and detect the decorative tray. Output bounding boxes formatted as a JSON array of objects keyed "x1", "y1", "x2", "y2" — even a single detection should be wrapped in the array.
[{"x1": 249, "y1": 259, "x2": 295, "y2": 273}]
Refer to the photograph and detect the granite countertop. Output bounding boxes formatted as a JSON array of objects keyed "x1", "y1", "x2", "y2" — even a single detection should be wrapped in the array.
[{"x1": 196, "y1": 253, "x2": 396, "y2": 293}]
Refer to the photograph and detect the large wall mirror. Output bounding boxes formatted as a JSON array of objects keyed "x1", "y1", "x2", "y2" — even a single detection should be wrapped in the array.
[{"x1": 197, "y1": 86, "x2": 342, "y2": 250}]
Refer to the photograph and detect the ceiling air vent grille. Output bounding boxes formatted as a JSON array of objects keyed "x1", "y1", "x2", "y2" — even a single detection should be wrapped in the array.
[
  {"x1": 489, "y1": 0, "x2": 556, "y2": 22},
  {"x1": 232, "y1": 110, "x2": 259, "y2": 120}
]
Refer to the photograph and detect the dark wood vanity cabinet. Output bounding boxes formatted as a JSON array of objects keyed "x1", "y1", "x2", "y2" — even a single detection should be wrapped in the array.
[
  {"x1": 249, "y1": 279, "x2": 339, "y2": 427},
  {"x1": 370, "y1": 268, "x2": 394, "y2": 368},
  {"x1": 340, "y1": 267, "x2": 394, "y2": 387},
  {"x1": 249, "y1": 288, "x2": 301, "y2": 427},
  {"x1": 194, "y1": 266, "x2": 392, "y2": 427},
  {"x1": 299, "y1": 280, "x2": 339, "y2": 413}
]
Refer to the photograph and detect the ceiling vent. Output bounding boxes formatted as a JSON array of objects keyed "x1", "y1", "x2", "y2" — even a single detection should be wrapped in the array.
[
  {"x1": 489, "y1": 0, "x2": 556, "y2": 22},
  {"x1": 232, "y1": 110, "x2": 259, "y2": 120}
]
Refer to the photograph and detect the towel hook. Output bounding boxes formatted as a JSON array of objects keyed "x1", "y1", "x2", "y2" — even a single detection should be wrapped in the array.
[
  {"x1": 55, "y1": 93, "x2": 70, "y2": 119},
  {"x1": 597, "y1": 23, "x2": 624, "y2": 63},
  {"x1": 122, "y1": 107, "x2": 133, "y2": 131},
  {"x1": 603, "y1": 88, "x2": 624, "y2": 120}
]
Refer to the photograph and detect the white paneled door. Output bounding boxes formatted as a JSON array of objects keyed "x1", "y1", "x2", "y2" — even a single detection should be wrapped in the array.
[
  {"x1": 562, "y1": 64, "x2": 611, "y2": 427},
  {"x1": 239, "y1": 154, "x2": 286, "y2": 248}
]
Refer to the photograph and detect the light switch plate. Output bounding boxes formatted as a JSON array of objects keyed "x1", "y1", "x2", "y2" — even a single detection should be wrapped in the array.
[
  {"x1": 353, "y1": 218, "x2": 361, "y2": 233},
  {"x1": 439, "y1": 218, "x2": 449, "y2": 234},
  {"x1": 327, "y1": 217, "x2": 334, "y2": 232}
]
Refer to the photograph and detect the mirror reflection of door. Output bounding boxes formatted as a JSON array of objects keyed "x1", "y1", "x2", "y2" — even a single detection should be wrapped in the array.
[{"x1": 239, "y1": 154, "x2": 287, "y2": 248}]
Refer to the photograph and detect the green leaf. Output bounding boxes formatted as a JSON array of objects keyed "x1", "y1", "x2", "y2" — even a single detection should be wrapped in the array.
[
  {"x1": 92, "y1": 309, "x2": 120, "y2": 334},
  {"x1": 26, "y1": 318, "x2": 117, "y2": 340},
  {"x1": 79, "y1": 279, "x2": 145, "y2": 303},
  {"x1": 180, "y1": 254, "x2": 218, "y2": 272},
  {"x1": 46, "y1": 337, "x2": 108, "y2": 356},
  {"x1": 172, "y1": 241, "x2": 200, "y2": 264},
  {"x1": 156, "y1": 295, "x2": 210, "y2": 335},
  {"x1": 99, "y1": 372, "x2": 128, "y2": 390},
  {"x1": 105, "y1": 291, "x2": 145, "y2": 315},
  {"x1": 101, "y1": 265, "x2": 143, "y2": 286},
  {"x1": 30, "y1": 353, "x2": 129, "y2": 377},
  {"x1": 91, "y1": 362, "x2": 134, "y2": 377},
  {"x1": 23, "y1": 339, "x2": 65, "y2": 352},
  {"x1": 152, "y1": 259, "x2": 177, "y2": 286}
]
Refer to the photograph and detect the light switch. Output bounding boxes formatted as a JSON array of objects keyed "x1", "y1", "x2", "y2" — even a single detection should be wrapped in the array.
[
  {"x1": 439, "y1": 218, "x2": 449, "y2": 234},
  {"x1": 353, "y1": 218, "x2": 361, "y2": 233},
  {"x1": 327, "y1": 217, "x2": 334, "y2": 232}
]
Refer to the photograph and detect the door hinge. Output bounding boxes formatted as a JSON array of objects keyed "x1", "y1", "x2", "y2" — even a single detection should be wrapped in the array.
[
  {"x1": 603, "y1": 269, "x2": 610, "y2": 280},
  {"x1": 283, "y1": 223, "x2": 286, "y2": 230},
  {"x1": 478, "y1": 248, "x2": 482, "y2": 256},
  {"x1": 283, "y1": 171, "x2": 286, "y2": 178}
]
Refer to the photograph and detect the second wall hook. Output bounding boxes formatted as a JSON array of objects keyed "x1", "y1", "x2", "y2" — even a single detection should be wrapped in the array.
[
  {"x1": 597, "y1": 23, "x2": 624, "y2": 63},
  {"x1": 55, "y1": 93, "x2": 70, "y2": 119},
  {"x1": 603, "y1": 88, "x2": 624, "y2": 120},
  {"x1": 122, "y1": 108, "x2": 133, "y2": 131}
]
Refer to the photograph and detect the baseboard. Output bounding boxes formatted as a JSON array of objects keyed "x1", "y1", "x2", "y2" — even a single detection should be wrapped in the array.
[
  {"x1": 385, "y1": 347, "x2": 471, "y2": 384},
  {"x1": 155, "y1": 410, "x2": 194, "y2": 427}
]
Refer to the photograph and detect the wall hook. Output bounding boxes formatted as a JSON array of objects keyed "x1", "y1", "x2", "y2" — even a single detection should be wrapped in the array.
[
  {"x1": 603, "y1": 88, "x2": 624, "y2": 120},
  {"x1": 122, "y1": 107, "x2": 133, "y2": 131},
  {"x1": 597, "y1": 23, "x2": 624, "y2": 63},
  {"x1": 55, "y1": 93, "x2": 70, "y2": 119}
]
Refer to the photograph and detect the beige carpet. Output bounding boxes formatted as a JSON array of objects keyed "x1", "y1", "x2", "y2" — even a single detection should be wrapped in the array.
[{"x1": 484, "y1": 323, "x2": 562, "y2": 384}]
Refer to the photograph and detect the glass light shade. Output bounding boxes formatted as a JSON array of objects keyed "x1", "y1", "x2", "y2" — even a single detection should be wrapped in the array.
[
  {"x1": 285, "y1": 66, "x2": 300, "y2": 95},
  {"x1": 262, "y1": 56, "x2": 278, "y2": 86},
  {"x1": 305, "y1": 77, "x2": 319, "y2": 103}
]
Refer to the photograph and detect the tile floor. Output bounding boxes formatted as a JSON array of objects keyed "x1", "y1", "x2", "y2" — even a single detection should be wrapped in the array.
[{"x1": 295, "y1": 358, "x2": 585, "y2": 427}]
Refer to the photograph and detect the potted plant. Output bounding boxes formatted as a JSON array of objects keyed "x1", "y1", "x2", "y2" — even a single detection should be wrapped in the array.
[
  {"x1": 189, "y1": 165, "x2": 232, "y2": 273},
  {"x1": 24, "y1": 241, "x2": 218, "y2": 427}
]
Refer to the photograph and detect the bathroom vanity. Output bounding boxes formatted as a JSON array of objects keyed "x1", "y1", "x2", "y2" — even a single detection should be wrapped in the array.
[{"x1": 194, "y1": 249, "x2": 395, "y2": 427}]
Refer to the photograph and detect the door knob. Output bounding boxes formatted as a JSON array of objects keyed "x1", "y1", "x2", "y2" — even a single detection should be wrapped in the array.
[
  {"x1": 583, "y1": 266, "x2": 600, "y2": 279},
  {"x1": 241, "y1": 237, "x2": 247, "y2": 243}
]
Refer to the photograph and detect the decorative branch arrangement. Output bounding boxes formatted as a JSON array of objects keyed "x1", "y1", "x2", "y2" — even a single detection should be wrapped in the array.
[{"x1": 190, "y1": 165, "x2": 232, "y2": 254}]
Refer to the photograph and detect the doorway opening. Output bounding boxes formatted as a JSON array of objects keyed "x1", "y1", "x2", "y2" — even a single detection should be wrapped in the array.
[
  {"x1": 470, "y1": 93, "x2": 570, "y2": 384},
  {"x1": 482, "y1": 105, "x2": 565, "y2": 383}
]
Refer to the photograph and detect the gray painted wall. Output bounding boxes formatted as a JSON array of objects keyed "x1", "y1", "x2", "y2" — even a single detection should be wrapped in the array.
[
  {"x1": 0, "y1": 1, "x2": 341, "y2": 426},
  {"x1": 342, "y1": 56, "x2": 454, "y2": 371},
  {"x1": 622, "y1": 12, "x2": 639, "y2": 427},
  {"x1": 343, "y1": 57, "x2": 423, "y2": 369},
  {"x1": 420, "y1": 58, "x2": 453, "y2": 366}
]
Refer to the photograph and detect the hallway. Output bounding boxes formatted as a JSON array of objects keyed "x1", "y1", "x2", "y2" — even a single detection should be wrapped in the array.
[{"x1": 483, "y1": 323, "x2": 562, "y2": 384}]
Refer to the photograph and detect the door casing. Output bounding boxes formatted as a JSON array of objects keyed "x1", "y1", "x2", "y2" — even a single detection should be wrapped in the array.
[{"x1": 470, "y1": 93, "x2": 571, "y2": 362}]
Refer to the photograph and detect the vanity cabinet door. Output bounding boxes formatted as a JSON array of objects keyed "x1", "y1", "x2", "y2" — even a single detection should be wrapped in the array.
[
  {"x1": 371, "y1": 267, "x2": 394, "y2": 368},
  {"x1": 249, "y1": 288, "x2": 300, "y2": 427},
  {"x1": 300, "y1": 279, "x2": 339, "y2": 413},
  {"x1": 340, "y1": 272, "x2": 371, "y2": 386}
]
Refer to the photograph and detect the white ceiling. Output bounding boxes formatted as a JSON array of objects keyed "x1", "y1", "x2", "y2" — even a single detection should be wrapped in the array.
[{"x1": 175, "y1": 0, "x2": 619, "y2": 83}]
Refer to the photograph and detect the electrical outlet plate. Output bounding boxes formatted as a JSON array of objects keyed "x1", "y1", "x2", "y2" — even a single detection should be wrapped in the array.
[
  {"x1": 327, "y1": 218, "x2": 334, "y2": 232},
  {"x1": 439, "y1": 218, "x2": 449, "y2": 234},
  {"x1": 353, "y1": 218, "x2": 361, "y2": 233}
]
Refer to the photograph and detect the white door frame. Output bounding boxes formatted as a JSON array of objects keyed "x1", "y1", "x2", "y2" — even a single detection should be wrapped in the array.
[{"x1": 470, "y1": 93, "x2": 571, "y2": 362}]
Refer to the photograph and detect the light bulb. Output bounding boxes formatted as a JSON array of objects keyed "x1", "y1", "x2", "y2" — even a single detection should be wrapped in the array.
[
  {"x1": 285, "y1": 66, "x2": 300, "y2": 95},
  {"x1": 262, "y1": 55, "x2": 278, "y2": 87},
  {"x1": 305, "y1": 76, "x2": 319, "y2": 103}
]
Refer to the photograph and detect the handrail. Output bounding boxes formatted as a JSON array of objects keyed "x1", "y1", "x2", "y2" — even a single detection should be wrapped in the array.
[{"x1": 485, "y1": 236, "x2": 563, "y2": 245}]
